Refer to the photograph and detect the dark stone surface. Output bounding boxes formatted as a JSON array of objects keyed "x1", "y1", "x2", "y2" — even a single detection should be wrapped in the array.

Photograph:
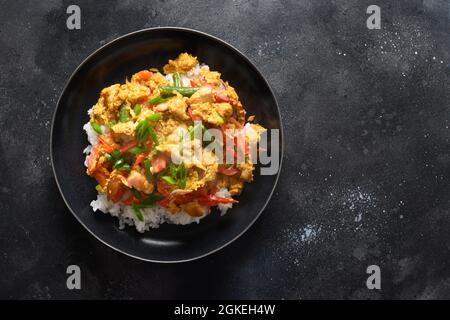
[{"x1": 0, "y1": 0, "x2": 449, "y2": 299}]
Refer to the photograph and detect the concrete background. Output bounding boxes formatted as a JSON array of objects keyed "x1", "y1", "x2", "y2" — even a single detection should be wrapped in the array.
[{"x1": 0, "y1": 0, "x2": 449, "y2": 299}]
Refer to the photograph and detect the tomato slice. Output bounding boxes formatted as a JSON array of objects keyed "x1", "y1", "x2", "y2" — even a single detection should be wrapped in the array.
[
  {"x1": 119, "y1": 140, "x2": 138, "y2": 153},
  {"x1": 92, "y1": 167, "x2": 109, "y2": 187},
  {"x1": 198, "y1": 76, "x2": 209, "y2": 87},
  {"x1": 138, "y1": 94, "x2": 151, "y2": 104},
  {"x1": 134, "y1": 70, "x2": 153, "y2": 82},
  {"x1": 87, "y1": 146, "x2": 100, "y2": 175},
  {"x1": 210, "y1": 195, "x2": 238, "y2": 204},
  {"x1": 158, "y1": 197, "x2": 170, "y2": 208},
  {"x1": 218, "y1": 166, "x2": 239, "y2": 176},
  {"x1": 190, "y1": 80, "x2": 198, "y2": 87},
  {"x1": 122, "y1": 191, "x2": 135, "y2": 205},
  {"x1": 213, "y1": 92, "x2": 230, "y2": 103},
  {"x1": 97, "y1": 134, "x2": 116, "y2": 153},
  {"x1": 187, "y1": 107, "x2": 201, "y2": 121},
  {"x1": 144, "y1": 140, "x2": 153, "y2": 150},
  {"x1": 198, "y1": 195, "x2": 238, "y2": 206},
  {"x1": 132, "y1": 153, "x2": 145, "y2": 169},
  {"x1": 151, "y1": 154, "x2": 167, "y2": 174},
  {"x1": 157, "y1": 180, "x2": 170, "y2": 197}
]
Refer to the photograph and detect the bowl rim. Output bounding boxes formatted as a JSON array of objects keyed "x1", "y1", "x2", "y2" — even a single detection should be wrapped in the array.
[{"x1": 50, "y1": 26, "x2": 284, "y2": 263}]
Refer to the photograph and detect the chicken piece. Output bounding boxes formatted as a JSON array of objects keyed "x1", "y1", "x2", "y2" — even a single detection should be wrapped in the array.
[
  {"x1": 167, "y1": 96, "x2": 189, "y2": 120},
  {"x1": 245, "y1": 123, "x2": 266, "y2": 143},
  {"x1": 228, "y1": 178, "x2": 244, "y2": 196},
  {"x1": 213, "y1": 174, "x2": 244, "y2": 195},
  {"x1": 190, "y1": 102, "x2": 232, "y2": 126},
  {"x1": 185, "y1": 150, "x2": 218, "y2": 191},
  {"x1": 93, "y1": 165, "x2": 110, "y2": 189},
  {"x1": 150, "y1": 72, "x2": 170, "y2": 86},
  {"x1": 110, "y1": 121, "x2": 136, "y2": 143},
  {"x1": 135, "y1": 108, "x2": 154, "y2": 122},
  {"x1": 127, "y1": 170, "x2": 154, "y2": 194},
  {"x1": 223, "y1": 83, "x2": 239, "y2": 100},
  {"x1": 200, "y1": 68, "x2": 222, "y2": 85},
  {"x1": 90, "y1": 81, "x2": 151, "y2": 124},
  {"x1": 155, "y1": 129, "x2": 182, "y2": 154},
  {"x1": 90, "y1": 84, "x2": 122, "y2": 124},
  {"x1": 188, "y1": 87, "x2": 214, "y2": 104},
  {"x1": 104, "y1": 171, "x2": 127, "y2": 202},
  {"x1": 136, "y1": 72, "x2": 170, "y2": 92},
  {"x1": 180, "y1": 201, "x2": 206, "y2": 217},
  {"x1": 118, "y1": 81, "x2": 151, "y2": 104},
  {"x1": 166, "y1": 200, "x2": 181, "y2": 214},
  {"x1": 237, "y1": 162, "x2": 254, "y2": 182},
  {"x1": 214, "y1": 175, "x2": 230, "y2": 191},
  {"x1": 214, "y1": 103, "x2": 233, "y2": 119},
  {"x1": 163, "y1": 53, "x2": 199, "y2": 74}
]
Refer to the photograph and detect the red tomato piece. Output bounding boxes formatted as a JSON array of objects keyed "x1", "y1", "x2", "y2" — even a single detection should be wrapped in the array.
[
  {"x1": 218, "y1": 166, "x2": 240, "y2": 176},
  {"x1": 134, "y1": 70, "x2": 153, "y2": 82},
  {"x1": 151, "y1": 154, "x2": 167, "y2": 174}
]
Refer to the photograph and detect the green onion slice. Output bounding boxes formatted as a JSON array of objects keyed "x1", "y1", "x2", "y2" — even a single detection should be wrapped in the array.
[
  {"x1": 91, "y1": 122, "x2": 102, "y2": 134},
  {"x1": 161, "y1": 176, "x2": 177, "y2": 185}
]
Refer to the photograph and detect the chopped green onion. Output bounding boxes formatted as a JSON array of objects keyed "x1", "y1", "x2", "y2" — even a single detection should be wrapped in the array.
[
  {"x1": 119, "y1": 105, "x2": 129, "y2": 122},
  {"x1": 173, "y1": 72, "x2": 182, "y2": 87},
  {"x1": 178, "y1": 162, "x2": 186, "y2": 189},
  {"x1": 169, "y1": 163, "x2": 177, "y2": 178},
  {"x1": 147, "y1": 113, "x2": 162, "y2": 122},
  {"x1": 111, "y1": 150, "x2": 121, "y2": 159},
  {"x1": 105, "y1": 154, "x2": 113, "y2": 162},
  {"x1": 136, "y1": 120, "x2": 148, "y2": 142},
  {"x1": 129, "y1": 146, "x2": 144, "y2": 155},
  {"x1": 133, "y1": 104, "x2": 142, "y2": 116},
  {"x1": 178, "y1": 179, "x2": 186, "y2": 189},
  {"x1": 136, "y1": 114, "x2": 162, "y2": 142},
  {"x1": 159, "y1": 86, "x2": 198, "y2": 97},
  {"x1": 113, "y1": 159, "x2": 130, "y2": 171},
  {"x1": 95, "y1": 184, "x2": 102, "y2": 192},
  {"x1": 131, "y1": 205, "x2": 144, "y2": 222},
  {"x1": 147, "y1": 126, "x2": 159, "y2": 144},
  {"x1": 178, "y1": 161, "x2": 186, "y2": 179},
  {"x1": 148, "y1": 96, "x2": 166, "y2": 104},
  {"x1": 143, "y1": 159, "x2": 153, "y2": 182},
  {"x1": 130, "y1": 188, "x2": 142, "y2": 199},
  {"x1": 161, "y1": 176, "x2": 177, "y2": 185},
  {"x1": 118, "y1": 164, "x2": 131, "y2": 171},
  {"x1": 91, "y1": 122, "x2": 102, "y2": 134},
  {"x1": 113, "y1": 158, "x2": 124, "y2": 169},
  {"x1": 140, "y1": 194, "x2": 161, "y2": 207},
  {"x1": 132, "y1": 195, "x2": 161, "y2": 209}
]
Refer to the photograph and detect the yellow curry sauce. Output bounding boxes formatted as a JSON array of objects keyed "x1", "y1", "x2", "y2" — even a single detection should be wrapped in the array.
[{"x1": 86, "y1": 53, "x2": 265, "y2": 218}]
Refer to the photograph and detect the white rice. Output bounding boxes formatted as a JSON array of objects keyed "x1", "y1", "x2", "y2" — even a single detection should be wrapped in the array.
[
  {"x1": 89, "y1": 192, "x2": 209, "y2": 232},
  {"x1": 215, "y1": 188, "x2": 233, "y2": 216},
  {"x1": 83, "y1": 89, "x2": 234, "y2": 231}
]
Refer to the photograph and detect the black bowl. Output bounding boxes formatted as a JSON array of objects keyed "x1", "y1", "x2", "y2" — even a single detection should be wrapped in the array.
[{"x1": 51, "y1": 27, "x2": 283, "y2": 262}]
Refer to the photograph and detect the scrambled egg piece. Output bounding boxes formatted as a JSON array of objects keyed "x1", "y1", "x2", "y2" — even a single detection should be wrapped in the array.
[{"x1": 163, "y1": 53, "x2": 199, "y2": 74}]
